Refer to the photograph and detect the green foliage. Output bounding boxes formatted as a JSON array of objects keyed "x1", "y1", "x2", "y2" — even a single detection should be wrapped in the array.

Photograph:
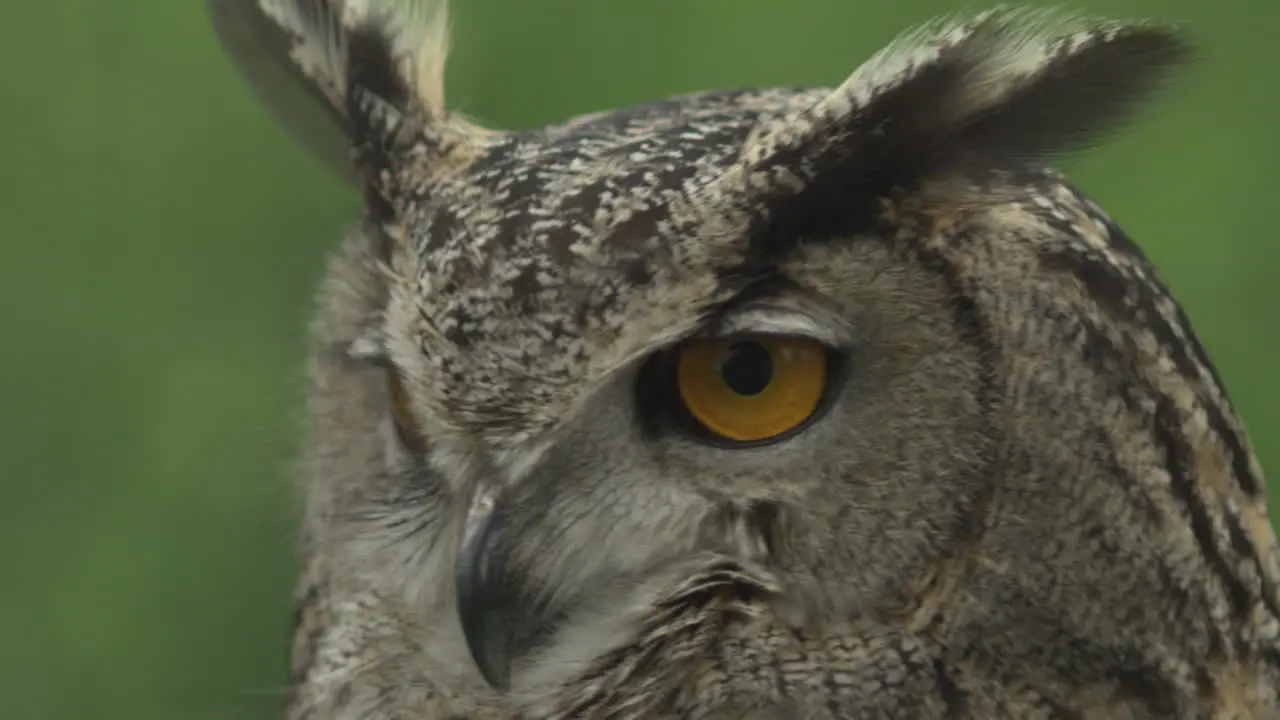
[{"x1": 1, "y1": 1, "x2": 1275, "y2": 718}]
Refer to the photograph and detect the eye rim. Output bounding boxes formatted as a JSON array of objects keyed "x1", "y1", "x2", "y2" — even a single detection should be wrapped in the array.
[{"x1": 639, "y1": 333, "x2": 845, "y2": 449}]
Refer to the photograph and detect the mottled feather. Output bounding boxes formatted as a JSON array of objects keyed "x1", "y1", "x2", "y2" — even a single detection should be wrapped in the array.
[{"x1": 203, "y1": 2, "x2": 1279, "y2": 718}]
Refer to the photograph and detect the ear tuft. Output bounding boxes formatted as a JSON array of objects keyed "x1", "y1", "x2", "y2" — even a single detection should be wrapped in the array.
[
  {"x1": 729, "y1": 6, "x2": 1196, "y2": 250},
  {"x1": 207, "y1": 0, "x2": 487, "y2": 184}
]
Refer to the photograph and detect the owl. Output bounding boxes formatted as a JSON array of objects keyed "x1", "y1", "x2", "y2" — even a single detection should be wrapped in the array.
[{"x1": 206, "y1": 1, "x2": 1280, "y2": 717}]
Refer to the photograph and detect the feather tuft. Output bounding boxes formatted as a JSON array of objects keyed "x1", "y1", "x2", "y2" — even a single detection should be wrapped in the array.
[
  {"x1": 207, "y1": 0, "x2": 489, "y2": 183},
  {"x1": 724, "y1": 5, "x2": 1196, "y2": 252}
]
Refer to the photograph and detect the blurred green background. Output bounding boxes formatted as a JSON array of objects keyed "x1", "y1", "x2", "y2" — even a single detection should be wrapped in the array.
[{"x1": 1, "y1": 0, "x2": 1275, "y2": 718}]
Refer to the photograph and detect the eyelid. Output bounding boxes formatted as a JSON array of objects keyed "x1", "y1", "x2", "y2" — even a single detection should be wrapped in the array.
[
  {"x1": 711, "y1": 307, "x2": 841, "y2": 347},
  {"x1": 382, "y1": 414, "x2": 417, "y2": 468}
]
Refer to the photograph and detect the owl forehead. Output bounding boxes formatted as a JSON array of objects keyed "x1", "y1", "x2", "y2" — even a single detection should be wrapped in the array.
[{"x1": 392, "y1": 89, "x2": 825, "y2": 443}]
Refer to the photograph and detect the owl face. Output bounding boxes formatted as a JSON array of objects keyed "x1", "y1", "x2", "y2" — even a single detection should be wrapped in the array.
[
  {"x1": 367, "y1": 85, "x2": 989, "y2": 689},
  {"x1": 209, "y1": 2, "x2": 1280, "y2": 717}
]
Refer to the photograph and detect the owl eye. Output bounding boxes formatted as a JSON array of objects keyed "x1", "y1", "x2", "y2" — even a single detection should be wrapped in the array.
[
  {"x1": 387, "y1": 367, "x2": 426, "y2": 450},
  {"x1": 674, "y1": 336, "x2": 830, "y2": 443}
]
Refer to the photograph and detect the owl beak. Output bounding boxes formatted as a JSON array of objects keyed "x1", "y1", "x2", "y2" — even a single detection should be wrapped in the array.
[{"x1": 455, "y1": 489, "x2": 538, "y2": 691}]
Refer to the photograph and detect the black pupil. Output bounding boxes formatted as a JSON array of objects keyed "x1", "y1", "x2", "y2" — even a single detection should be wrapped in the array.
[{"x1": 720, "y1": 342, "x2": 774, "y2": 396}]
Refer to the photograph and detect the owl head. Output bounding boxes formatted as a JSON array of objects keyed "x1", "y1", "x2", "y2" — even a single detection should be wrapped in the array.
[{"x1": 210, "y1": 2, "x2": 1280, "y2": 716}]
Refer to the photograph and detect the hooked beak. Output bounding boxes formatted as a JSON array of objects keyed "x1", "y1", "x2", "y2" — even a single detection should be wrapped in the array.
[{"x1": 455, "y1": 487, "x2": 551, "y2": 690}]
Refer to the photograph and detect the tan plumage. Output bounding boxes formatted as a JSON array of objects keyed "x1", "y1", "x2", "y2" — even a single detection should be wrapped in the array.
[{"x1": 206, "y1": 1, "x2": 1280, "y2": 717}]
